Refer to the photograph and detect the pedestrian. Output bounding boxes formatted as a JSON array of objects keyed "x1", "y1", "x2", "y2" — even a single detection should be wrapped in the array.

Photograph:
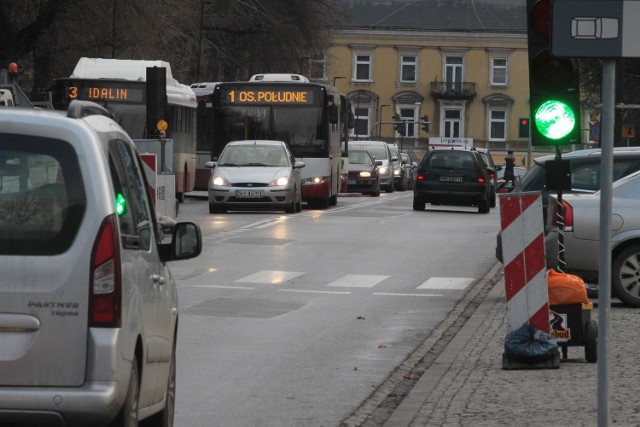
[{"x1": 504, "y1": 150, "x2": 516, "y2": 185}]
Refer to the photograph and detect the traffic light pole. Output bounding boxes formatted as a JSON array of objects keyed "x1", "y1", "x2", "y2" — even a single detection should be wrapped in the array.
[{"x1": 555, "y1": 146, "x2": 565, "y2": 273}]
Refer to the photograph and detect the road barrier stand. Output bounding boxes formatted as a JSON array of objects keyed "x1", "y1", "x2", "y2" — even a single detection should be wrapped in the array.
[{"x1": 500, "y1": 192, "x2": 560, "y2": 369}]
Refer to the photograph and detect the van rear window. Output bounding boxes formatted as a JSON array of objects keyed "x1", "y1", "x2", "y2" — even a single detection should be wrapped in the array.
[{"x1": 0, "y1": 134, "x2": 86, "y2": 255}]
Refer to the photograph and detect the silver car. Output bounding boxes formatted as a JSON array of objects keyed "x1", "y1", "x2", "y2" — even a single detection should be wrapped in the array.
[
  {"x1": 546, "y1": 170, "x2": 640, "y2": 307},
  {"x1": 0, "y1": 101, "x2": 202, "y2": 426},
  {"x1": 206, "y1": 140, "x2": 304, "y2": 213}
]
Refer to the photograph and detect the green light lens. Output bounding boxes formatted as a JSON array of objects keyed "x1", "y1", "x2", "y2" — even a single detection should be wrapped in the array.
[
  {"x1": 115, "y1": 193, "x2": 127, "y2": 216},
  {"x1": 534, "y1": 100, "x2": 576, "y2": 140}
]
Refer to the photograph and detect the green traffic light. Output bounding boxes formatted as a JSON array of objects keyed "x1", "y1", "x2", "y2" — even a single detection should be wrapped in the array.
[
  {"x1": 534, "y1": 100, "x2": 576, "y2": 140},
  {"x1": 115, "y1": 193, "x2": 127, "y2": 216}
]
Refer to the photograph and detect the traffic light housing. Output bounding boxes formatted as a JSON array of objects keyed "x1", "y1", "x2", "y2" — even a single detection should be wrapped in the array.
[
  {"x1": 392, "y1": 113, "x2": 405, "y2": 136},
  {"x1": 527, "y1": 0, "x2": 581, "y2": 146},
  {"x1": 518, "y1": 118, "x2": 530, "y2": 138},
  {"x1": 421, "y1": 115, "x2": 430, "y2": 133}
]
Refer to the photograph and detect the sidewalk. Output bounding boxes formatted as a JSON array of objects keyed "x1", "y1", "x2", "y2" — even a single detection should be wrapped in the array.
[{"x1": 386, "y1": 268, "x2": 640, "y2": 426}]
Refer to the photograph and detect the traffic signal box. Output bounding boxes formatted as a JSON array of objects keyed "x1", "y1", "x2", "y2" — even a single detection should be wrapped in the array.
[
  {"x1": 519, "y1": 118, "x2": 530, "y2": 138},
  {"x1": 527, "y1": 0, "x2": 581, "y2": 146},
  {"x1": 393, "y1": 113, "x2": 405, "y2": 136}
]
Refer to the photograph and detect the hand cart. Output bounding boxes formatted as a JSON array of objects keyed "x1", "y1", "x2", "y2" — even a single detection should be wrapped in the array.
[{"x1": 549, "y1": 302, "x2": 598, "y2": 363}]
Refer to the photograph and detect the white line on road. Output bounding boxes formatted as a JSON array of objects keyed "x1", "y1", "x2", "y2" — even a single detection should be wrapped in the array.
[
  {"x1": 181, "y1": 285, "x2": 254, "y2": 290},
  {"x1": 278, "y1": 289, "x2": 351, "y2": 295},
  {"x1": 373, "y1": 293, "x2": 443, "y2": 297}
]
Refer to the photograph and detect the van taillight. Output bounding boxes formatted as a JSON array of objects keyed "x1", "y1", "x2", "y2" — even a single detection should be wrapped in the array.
[
  {"x1": 477, "y1": 177, "x2": 486, "y2": 183},
  {"x1": 89, "y1": 215, "x2": 121, "y2": 328}
]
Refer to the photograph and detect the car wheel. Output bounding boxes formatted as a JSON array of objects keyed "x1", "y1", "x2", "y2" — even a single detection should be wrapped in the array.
[
  {"x1": 110, "y1": 357, "x2": 139, "y2": 427},
  {"x1": 584, "y1": 319, "x2": 598, "y2": 363},
  {"x1": 209, "y1": 203, "x2": 225, "y2": 214},
  {"x1": 296, "y1": 193, "x2": 302, "y2": 212},
  {"x1": 489, "y1": 188, "x2": 496, "y2": 208},
  {"x1": 285, "y1": 197, "x2": 296, "y2": 213},
  {"x1": 146, "y1": 346, "x2": 176, "y2": 427},
  {"x1": 413, "y1": 197, "x2": 425, "y2": 211},
  {"x1": 478, "y1": 200, "x2": 490, "y2": 214},
  {"x1": 329, "y1": 194, "x2": 338, "y2": 206},
  {"x1": 612, "y1": 244, "x2": 640, "y2": 308}
]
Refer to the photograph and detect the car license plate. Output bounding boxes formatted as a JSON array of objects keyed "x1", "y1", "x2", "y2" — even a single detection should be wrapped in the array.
[
  {"x1": 236, "y1": 190, "x2": 264, "y2": 198},
  {"x1": 439, "y1": 176, "x2": 463, "y2": 183},
  {"x1": 348, "y1": 180, "x2": 356, "y2": 185}
]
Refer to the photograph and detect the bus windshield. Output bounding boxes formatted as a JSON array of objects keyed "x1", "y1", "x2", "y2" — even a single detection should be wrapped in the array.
[{"x1": 215, "y1": 105, "x2": 327, "y2": 157}]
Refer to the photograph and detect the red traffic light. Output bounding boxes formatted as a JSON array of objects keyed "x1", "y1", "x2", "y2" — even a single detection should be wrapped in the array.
[
  {"x1": 529, "y1": 0, "x2": 550, "y2": 39},
  {"x1": 520, "y1": 118, "x2": 529, "y2": 126}
]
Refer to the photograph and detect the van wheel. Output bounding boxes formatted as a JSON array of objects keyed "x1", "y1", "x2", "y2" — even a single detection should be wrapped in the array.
[
  {"x1": 478, "y1": 200, "x2": 490, "y2": 213},
  {"x1": 146, "y1": 347, "x2": 176, "y2": 426},
  {"x1": 612, "y1": 244, "x2": 640, "y2": 308},
  {"x1": 413, "y1": 198, "x2": 425, "y2": 211},
  {"x1": 110, "y1": 357, "x2": 139, "y2": 427},
  {"x1": 489, "y1": 188, "x2": 496, "y2": 208}
]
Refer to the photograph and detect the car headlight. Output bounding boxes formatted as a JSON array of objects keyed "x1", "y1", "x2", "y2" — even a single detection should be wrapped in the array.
[
  {"x1": 378, "y1": 167, "x2": 387, "y2": 174},
  {"x1": 393, "y1": 168, "x2": 402, "y2": 176},
  {"x1": 270, "y1": 176, "x2": 289, "y2": 186},
  {"x1": 212, "y1": 176, "x2": 230, "y2": 186},
  {"x1": 359, "y1": 171, "x2": 371, "y2": 178}
]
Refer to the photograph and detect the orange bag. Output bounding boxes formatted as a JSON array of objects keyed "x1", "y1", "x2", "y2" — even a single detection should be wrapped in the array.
[{"x1": 547, "y1": 268, "x2": 590, "y2": 305}]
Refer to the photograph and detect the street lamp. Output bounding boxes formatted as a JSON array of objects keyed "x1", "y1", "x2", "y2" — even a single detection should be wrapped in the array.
[
  {"x1": 378, "y1": 104, "x2": 390, "y2": 140},
  {"x1": 333, "y1": 76, "x2": 345, "y2": 86}
]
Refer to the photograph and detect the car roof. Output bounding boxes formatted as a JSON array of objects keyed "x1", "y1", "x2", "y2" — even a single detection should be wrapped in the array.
[
  {"x1": 534, "y1": 146, "x2": 640, "y2": 164},
  {"x1": 227, "y1": 140, "x2": 286, "y2": 147}
]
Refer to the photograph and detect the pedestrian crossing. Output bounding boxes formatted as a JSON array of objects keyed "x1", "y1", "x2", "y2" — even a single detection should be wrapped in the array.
[{"x1": 178, "y1": 269, "x2": 476, "y2": 295}]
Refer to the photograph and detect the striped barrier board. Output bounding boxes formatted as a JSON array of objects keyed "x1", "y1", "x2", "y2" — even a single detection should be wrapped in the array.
[
  {"x1": 500, "y1": 192, "x2": 549, "y2": 333},
  {"x1": 140, "y1": 154, "x2": 157, "y2": 206}
]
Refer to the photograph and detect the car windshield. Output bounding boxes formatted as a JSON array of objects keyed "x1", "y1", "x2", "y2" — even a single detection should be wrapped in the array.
[
  {"x1": 349, "y1": 151, "x2": 373, "y2": 166},
  {"x1": 427, "y1": 151, "x2": 475, "y2": 169},
  {"x1": 357, "y1": 145, "x2": 387, "y2": 160},
  {"x1": 218, "y1": 145, "x2": 289, "y2": 167}
]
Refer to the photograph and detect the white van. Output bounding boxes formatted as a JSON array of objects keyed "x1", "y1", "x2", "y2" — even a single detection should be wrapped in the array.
[{"x1": 349, "y1": 140, "x2": 395, "y2": 192}]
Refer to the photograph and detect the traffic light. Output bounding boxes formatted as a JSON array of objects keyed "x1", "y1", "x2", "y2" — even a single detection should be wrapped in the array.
[
  {"x1": 518, "y1": 118, "x2": 530, "y2": 138},
  {"x1": 393, "y1": 113, "x2": 405, "y2": 136},
  {"x1": 527, "y1": 0, "x2": 580, "y2": 146},
  {"x1": 421, "y1": 115, "x2": 430, "y2": 133}
]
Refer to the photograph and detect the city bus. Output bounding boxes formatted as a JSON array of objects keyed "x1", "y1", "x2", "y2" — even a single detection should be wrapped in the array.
[
  {"x1": 190, "y1": 82, "x2": 220, "y2": 191},
  {"x1": 50, "y1": 57, "x2": 198, "y2": 202},
  {"x1": 202, "y1": 74, "x2": 352, "y2": 208}
]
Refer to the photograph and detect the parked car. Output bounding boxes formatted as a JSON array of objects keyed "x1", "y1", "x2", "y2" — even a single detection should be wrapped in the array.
[
  {"x1": 496, "y1": 166, "x2": 527, "y2": 193},
  {"x1": 349, "y1": 141, "x2": 394, "y2": 192},
  {"x1": 496, "y1": 147, "x2": 640, "y2": 263},
  {"x1": 0, "y1": 101, "x2": 202, "y2": 426},
  {"x1": 205, "y1": 140, "x2": 304, "y2": 213},
  {"x1": 401, "y1": 152, "x2": 416, "y2": 190},
  {"x1": 346, "y1": 149, "x2": 382, "y2": 196},
  {"x1": 413, "y1": 147, "x2": 494, "y2": 213},
  {"x1": 387, "y1": 143, "x2": 408, "y2": 191},
  {"x1": 474, "y1": 148, "x2": 498, "y2": 207},
  {"x1": 546, "y1": 170, "x2": 640, "y2": 307}
]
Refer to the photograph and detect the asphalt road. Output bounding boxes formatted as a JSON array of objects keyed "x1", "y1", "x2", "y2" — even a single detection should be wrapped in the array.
[{"x1": 167, "y1": 192, "x2": 501, "y2": 426}]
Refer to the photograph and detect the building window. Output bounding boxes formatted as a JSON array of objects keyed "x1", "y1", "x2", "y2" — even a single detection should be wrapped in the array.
[
  {"x1": 489, "y1": 109, "x2": 507, "y2": 141},
  {"x1": 308, "y1": 54, "x2": 327, "y2": 80},
  {"x1": 351, "y1": 106, "x2": 371, "y2": 138},
  {"x1": 397, "y1": 105, "x2": 419, "y2": 137},
  {"x1": 491, "y1": 57, "x2": 507, "y2": 86},
  {"x1": 443, "y1": 108, "x2": 462, "y2": 138},
  {"x1": 353, "y1": 53, "x2": 372, "y2": 81},
  {"x1": 400, "y1": 55, "x2": 417, "y2": 83},
  {"x1": 445, "y1": 56, "x2": 464, "y2": 91}
]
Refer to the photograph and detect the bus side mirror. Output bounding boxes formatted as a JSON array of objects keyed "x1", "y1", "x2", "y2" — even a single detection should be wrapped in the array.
[{"x1": 328, "y1": 104, "x2": 339, "y2": 124}]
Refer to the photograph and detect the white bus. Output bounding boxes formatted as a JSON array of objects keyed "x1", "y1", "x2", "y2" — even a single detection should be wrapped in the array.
[
  {"x1": 190, "y1": 82, "x2": 220, "y2": 191},
  {"x1": 198, "y1": 74, "x2": 353, "y2": 208},
  {"x1": 51, "y1": 57, "x2": 198, "y2": 202}
]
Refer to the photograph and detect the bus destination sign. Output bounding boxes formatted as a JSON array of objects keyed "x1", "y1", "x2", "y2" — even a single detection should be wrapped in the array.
[
  {"x1": 64, "y1": 81, "x2": 145, "y2": 103},
  {"x1": 221, "y1": 87, "x2": 316, "y2": 105}
]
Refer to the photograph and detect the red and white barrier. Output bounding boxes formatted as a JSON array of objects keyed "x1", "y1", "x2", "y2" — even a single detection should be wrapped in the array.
[
  {"x1": 500, "y1": 192, "x2": 549, "y2": 333},
  {"x1": 140, "y1": 154, "x2": 157, "y2": 206}
]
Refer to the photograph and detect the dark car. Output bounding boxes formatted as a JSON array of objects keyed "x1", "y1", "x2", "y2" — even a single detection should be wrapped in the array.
[
  {"x1": 413, "y1": 147, "x2": 494, "y2": 213},
  {"x1": 388, "y1": 143, "x2": 408, "y2": 191},
  {"x1": 495, "y1": 146, "x2": 640, "y2": 263},
  {"x1": 347, "y1": 149, "x2": 382, "y2": 196},
  {"x1": 475, "y1": 148, "x2": 498, "y2": 207}
]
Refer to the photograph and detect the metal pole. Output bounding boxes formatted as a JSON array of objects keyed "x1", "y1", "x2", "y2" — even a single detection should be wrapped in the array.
[
  {"x1": 378, "y1": 104, "x2": 389, "y2": 140},
  {"x1": 555, "y1": 146, "x2": 565, "y2": 272},
  {"x1": 597, "y1": 58, "x2": 615, "y2": 427}
]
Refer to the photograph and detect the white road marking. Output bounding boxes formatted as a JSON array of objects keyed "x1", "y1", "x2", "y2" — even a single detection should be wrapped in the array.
[
  {"x1": 181, "y1": 285, "x2": 254, "y2": 290},
  {"x1": 278, "y1": 289, "x2": 351, "y2": 295},
  {"x1": 327, "y1": 274, "x2": 390, "y2": 288},
  {"x1": 235, "y1": 270, "x2": 305, "y2": 284},
  {"x1": 374, "y1": 292, "x2": 443, "y2": 297},
  {"x1": 417, "y1": 277, "x2": 474, "y2": 290}
]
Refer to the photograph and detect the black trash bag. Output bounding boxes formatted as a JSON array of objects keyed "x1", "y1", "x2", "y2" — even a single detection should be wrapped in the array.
[{"x1": 504, "y1": 322, "x2": 558, "y2": 362}]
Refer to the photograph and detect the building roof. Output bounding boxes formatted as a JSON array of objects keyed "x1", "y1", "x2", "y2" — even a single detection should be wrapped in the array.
[{"x1": 334, "y1": 0, "x2": 526, "y2": 33}]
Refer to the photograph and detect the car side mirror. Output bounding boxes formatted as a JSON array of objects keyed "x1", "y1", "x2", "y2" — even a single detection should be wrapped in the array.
[
  {"x1": 205, "y1": 160, "x2": 217, "y2": 169},
  {"x1": 375, "y1": 160, "x2": 383, "y2": 166},
  {"x1": 159, "y1": 222, "x2": 202, "y2": 262},
  {"x1": 294, "y1": 161, "x2": 306, "y2": 169}
]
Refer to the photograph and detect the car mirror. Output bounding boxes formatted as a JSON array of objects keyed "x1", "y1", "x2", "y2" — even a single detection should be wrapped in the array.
[
  {"x1": 159, "y1": 222, "x2": 202, "y2": 262},
  {"x1": 294, "y1": 161, "x2": 306, "y2": 169},
  {"x1": 205, "y1": 160, "x2": 217, "y2": 168},
  {"x1": 375, "y1": 160, "x2": 383, "y2": 166}
]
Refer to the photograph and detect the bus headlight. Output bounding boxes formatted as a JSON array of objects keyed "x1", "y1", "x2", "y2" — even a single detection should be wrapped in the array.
[{"x1": 302, "y1": 176, "x2": 326, "y2": 185}]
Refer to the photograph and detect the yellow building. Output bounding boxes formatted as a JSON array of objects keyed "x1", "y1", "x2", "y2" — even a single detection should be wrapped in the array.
[{"x1": 319, "y1": 0, "x2": 536, "y2": 164}]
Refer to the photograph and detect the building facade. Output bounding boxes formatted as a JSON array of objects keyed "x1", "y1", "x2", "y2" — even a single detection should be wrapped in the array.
[{"x1": 315, "y1": 0, "x2": 549, "y2": 164}]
